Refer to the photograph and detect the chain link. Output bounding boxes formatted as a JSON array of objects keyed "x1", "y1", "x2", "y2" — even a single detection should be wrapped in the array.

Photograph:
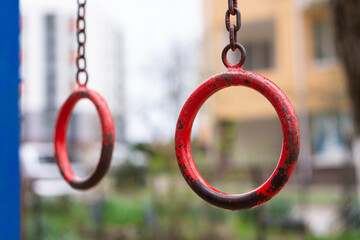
[
  {"x1": 225, "y1": 0, "x2": 241, "y2": 50},
  {"x1": 76, "y1": 0, "x2": 88, "y2": 86},
  {"x1": 225, "y1": 8, "x2": 241, "y2": 32},
  {"x1": 229, "y1": 25, "x2": 236, "y2": 50},
  {"x1": 228, "y1": 0, "x2": 238, "y2": 15}
]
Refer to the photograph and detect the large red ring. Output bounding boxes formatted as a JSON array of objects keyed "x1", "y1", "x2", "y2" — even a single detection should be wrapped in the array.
[
  {"x1": 175, "y1": 68, "x2": 300, "y2": 210},
  {"x1": 54, "y1": 87, "x2": 115, "y2": 190}
]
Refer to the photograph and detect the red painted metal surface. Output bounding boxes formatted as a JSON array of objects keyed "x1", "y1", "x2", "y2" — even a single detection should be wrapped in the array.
[
  {"x1": 54, "y1": 87, "x2": 115, "y2": 190},
  {"x1": 175, "y1": 67, "x2": 300, "y2": 210}
]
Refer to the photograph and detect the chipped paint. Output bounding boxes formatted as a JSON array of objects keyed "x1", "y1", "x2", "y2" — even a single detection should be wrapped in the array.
[
  {"x1": 54, "y1": 87, "x2": 115, "y2": 190},
  {"x1": 175, "y1": 67, "x2": 300, "y2": 211}
]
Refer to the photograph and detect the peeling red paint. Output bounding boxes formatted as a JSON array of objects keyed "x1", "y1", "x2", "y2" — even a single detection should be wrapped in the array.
[
  {"x1": 175, "y1": 67, "x2": 300, "y2": 211},
  {"x1": 54, "y1": 87, "x2": 115, "y2": 190}
]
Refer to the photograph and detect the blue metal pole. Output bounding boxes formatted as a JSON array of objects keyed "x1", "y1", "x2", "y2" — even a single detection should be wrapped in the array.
[{"x1": 0, "y1": 0, "x2": 21, "y2": 239}]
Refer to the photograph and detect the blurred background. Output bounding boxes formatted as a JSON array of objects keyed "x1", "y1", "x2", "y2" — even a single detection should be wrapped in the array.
[{"x1": 19, "y1": 0, "x2": 360, "y2": 239}]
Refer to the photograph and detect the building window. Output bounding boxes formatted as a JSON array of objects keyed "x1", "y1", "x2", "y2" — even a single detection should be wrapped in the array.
[
  {"x1": 44, "y1": 14, "x2": 57, "y2": 111},
  {"x1": 311, "y1": 114, "x2": 352, "y2": 167},
  {"x1": 243, "y1": 41, "x2": 273, "y2": 70},
  {"x1": 234, "y1": 19, "x2": 275, "y2": 71},
  {"x1": 312, "y1": 17, "x2": 336, "y2": 63}
]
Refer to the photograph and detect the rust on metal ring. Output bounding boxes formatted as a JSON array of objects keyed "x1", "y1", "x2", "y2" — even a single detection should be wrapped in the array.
[
  {"x1": 54, "y1": 87, "x2": 115, "y2": 190},
  {"x1": 175, "y1": 68, "x2": 300, "y2": 210}
]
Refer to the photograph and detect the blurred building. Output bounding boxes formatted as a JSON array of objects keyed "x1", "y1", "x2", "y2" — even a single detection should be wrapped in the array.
[{"x1": 200, "y1": 0, "x2": 354, "y2": 185}]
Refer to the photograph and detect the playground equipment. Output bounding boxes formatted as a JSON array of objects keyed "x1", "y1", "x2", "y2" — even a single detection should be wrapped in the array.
[
  {"x1": 53, "y1": 0, "x2": 115, "y2": 190},
  {"x1": 175, "y1": 0, "x2": 300, "y2": 210},
  {"x1": 0, "y1": 1, "x2": 301, "y2": 237}
]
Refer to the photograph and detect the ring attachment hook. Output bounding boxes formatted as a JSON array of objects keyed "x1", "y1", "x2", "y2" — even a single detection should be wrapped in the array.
[
  {"x1": 76, "y1": 70, "x2": 89, "y2": 87},
  {"x1": 222, "y1": 43, "x2": 246, "y2": 69}
]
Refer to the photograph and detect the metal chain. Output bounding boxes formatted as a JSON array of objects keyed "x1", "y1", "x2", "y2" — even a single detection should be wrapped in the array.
[
  {"x1": 76, "y1": 0, "x2": 88, "y2": 86},
  {"x1": 222, "y1": 0, "x2": 246, "y2": 68},
  {"x1": 225, "y1": 0, "x2": 241, "y2": 51},
  {"x1": 228, "y1": 0, "x2": 238, "y2": 15}
]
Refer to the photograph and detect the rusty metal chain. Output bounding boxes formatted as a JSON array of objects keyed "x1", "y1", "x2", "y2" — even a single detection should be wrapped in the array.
[
  {"x1": 76, "y1": 0, "x2": 88, "y2": 86},
  {"x1": 228, "y1": 0, "x2": 237, "y2": 14},
  {"x1": 225, "y1": 0, "x2": 241, "y2": 51},
  {"x1": 222, "y1": 0, "x2": 246, "y2": 68}
]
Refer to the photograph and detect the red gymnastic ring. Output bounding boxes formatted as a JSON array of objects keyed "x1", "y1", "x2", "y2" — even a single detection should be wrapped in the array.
[
  {"x1": 54, "y1": 87, "x2": 115, "y2": 190},
  {"x1": 175, "y1": 68, "x2": 300, "y2": 210}
]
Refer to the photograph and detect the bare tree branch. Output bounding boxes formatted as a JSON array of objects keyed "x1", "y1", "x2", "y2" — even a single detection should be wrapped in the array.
[{"x1": 332, "y1": 0, "x2": 360, "y2": 134}]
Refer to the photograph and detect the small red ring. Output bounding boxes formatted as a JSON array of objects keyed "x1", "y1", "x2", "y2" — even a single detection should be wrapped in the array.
[
  {"x1": 175, "y1": 68, "x2": 300, "y2": 210},
  {"x1": 54, "y1": 87, "x2": 115, "y2": 190}
]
